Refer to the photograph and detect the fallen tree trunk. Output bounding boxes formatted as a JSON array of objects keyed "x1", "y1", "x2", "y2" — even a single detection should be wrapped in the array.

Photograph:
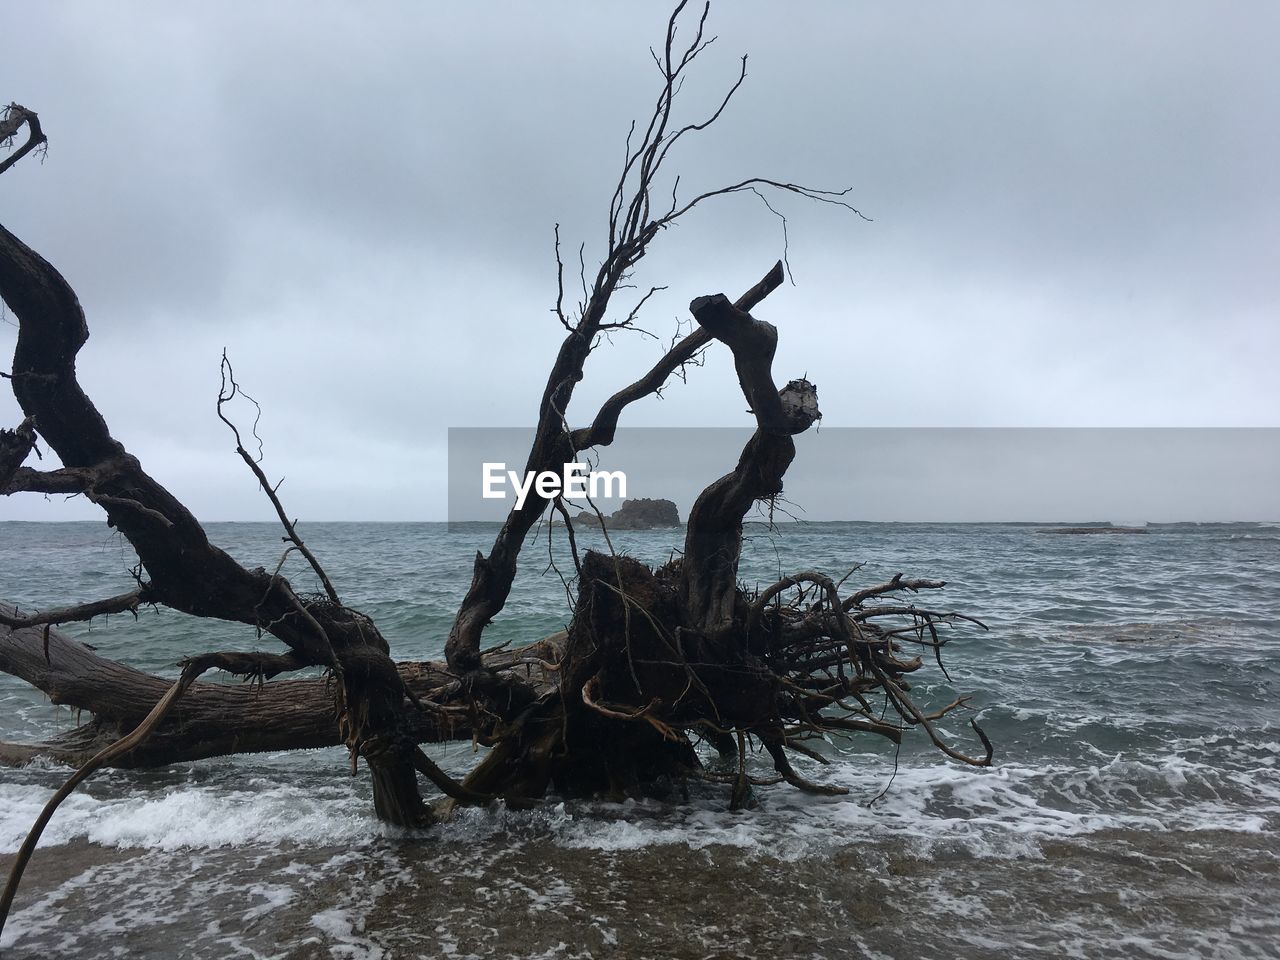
[
  {"x1": 0, "y1": 606, "x2": 561, "y2": 768},
  {"x1": 0, "y1": 6, "x2": 1000, "y2": 936},
  {"x1": 0, "y1": 0, "x2": 992, "y2": 871}
]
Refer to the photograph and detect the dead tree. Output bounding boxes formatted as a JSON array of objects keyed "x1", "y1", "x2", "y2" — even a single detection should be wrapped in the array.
[{"x1": 0, "y1": 4, "x2": 991, "y2": 933}]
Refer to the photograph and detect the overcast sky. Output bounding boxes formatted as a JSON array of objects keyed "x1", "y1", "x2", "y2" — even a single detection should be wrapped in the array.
[{"x1": 2, "y1": 2, "x2": 1276, "y2": 522}]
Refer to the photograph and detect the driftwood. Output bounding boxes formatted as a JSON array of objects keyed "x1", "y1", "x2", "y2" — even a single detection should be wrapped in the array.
[
  {"x1": 0, "y1": 606, "x2": 561, "y2": 768},
  {"x1": 0, "y1": 2, "x2": 991, "y2": 936}
]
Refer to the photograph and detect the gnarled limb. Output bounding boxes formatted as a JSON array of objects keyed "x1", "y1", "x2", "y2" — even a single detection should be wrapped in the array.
[
  {"x1": 0, "y1": 216, "x2": 428, "y2": 823},
  {"x1": 1, "y1": 464, "x2": 88, "y2": 495},
  {"x1": 680, "y1": 289, "x2": 822, "y2": 632}
]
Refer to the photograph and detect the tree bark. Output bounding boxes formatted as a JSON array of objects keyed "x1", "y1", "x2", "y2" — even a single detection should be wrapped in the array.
[
  {"x1": 681, "y1": 292, "x2": 820, "y2": 632},
  {"x1": 0, "y1": 605, "x2": 561, "y2": 769}
]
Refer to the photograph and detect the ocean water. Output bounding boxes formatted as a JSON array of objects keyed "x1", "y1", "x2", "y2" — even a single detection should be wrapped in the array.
[{"x1": 1, "y1": 520, "x2": 1278, "y2": 959}]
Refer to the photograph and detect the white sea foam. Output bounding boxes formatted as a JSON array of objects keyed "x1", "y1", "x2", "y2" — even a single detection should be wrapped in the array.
[
  {"x1": 0, "y1": 781, "x2": 381, "y2": 855},
  {"x1": 432, "y1": 745, "x2": 1280, "y2": 863},
  {"x1": 241, "y1": 882, "x2": 296, "y2": 922},
  {"x1": 309, "y1": 907, "x2": 382, "y2": 958},
  {"x1": 2, "y1": 739, "x2": 1274, "y2": 864}
]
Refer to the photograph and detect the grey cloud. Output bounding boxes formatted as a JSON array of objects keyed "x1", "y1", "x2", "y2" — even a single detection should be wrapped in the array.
[{"x1": 2, "y1": 1, "x2": 1277, "y2": 522}]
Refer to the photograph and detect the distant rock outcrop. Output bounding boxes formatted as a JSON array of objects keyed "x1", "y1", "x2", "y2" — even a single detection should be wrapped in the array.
[{"x1": 575, "y1": 498, "x2": 680, "y2": 530}]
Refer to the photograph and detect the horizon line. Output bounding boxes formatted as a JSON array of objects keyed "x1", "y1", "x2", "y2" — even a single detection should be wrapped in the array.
[{"x1": 2, "y1": 518, "x2": 1275, "y2": 526}]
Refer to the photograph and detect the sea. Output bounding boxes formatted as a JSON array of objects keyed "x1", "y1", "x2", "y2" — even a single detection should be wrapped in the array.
[{"x1": 1, "y1": 520, "x2": 1277, "y2": 959}]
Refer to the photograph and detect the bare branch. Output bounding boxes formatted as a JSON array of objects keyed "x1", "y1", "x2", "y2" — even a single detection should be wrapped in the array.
[
  {"x1": 573, "y1": 261, "x2": 785, "y2": 449},
  {"x1": 662, "y1": 177, "x2": 872, "y2": 227},
  {"x1": 217, "y1": 352, "x2": 342, "y2": 606},
  {"x1": 0, "y1": 658, "x2": 208, "y2": 935},
  {"x1": 0, "y1": 589, "x2": 148, "y2": 630},
  {"x1": 845, "y1": 572, "x2": 949, "y2": 609},
  {"x1": 552, "y1": 223, "x2": 571, "y2": 331}
]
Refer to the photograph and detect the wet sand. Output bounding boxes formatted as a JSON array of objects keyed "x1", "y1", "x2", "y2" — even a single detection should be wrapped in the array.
[{"x1": 4, "y1": 823, "x2": 1277, "y2": 959}]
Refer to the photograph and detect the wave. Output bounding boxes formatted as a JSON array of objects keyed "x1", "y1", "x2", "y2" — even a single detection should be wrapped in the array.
[
  {"x1": 0, "y1": 778, "x2": 382, "y2": 855},
  {"x1": 3, "y1": 738, "x2": 1275, "y2": 860}
]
